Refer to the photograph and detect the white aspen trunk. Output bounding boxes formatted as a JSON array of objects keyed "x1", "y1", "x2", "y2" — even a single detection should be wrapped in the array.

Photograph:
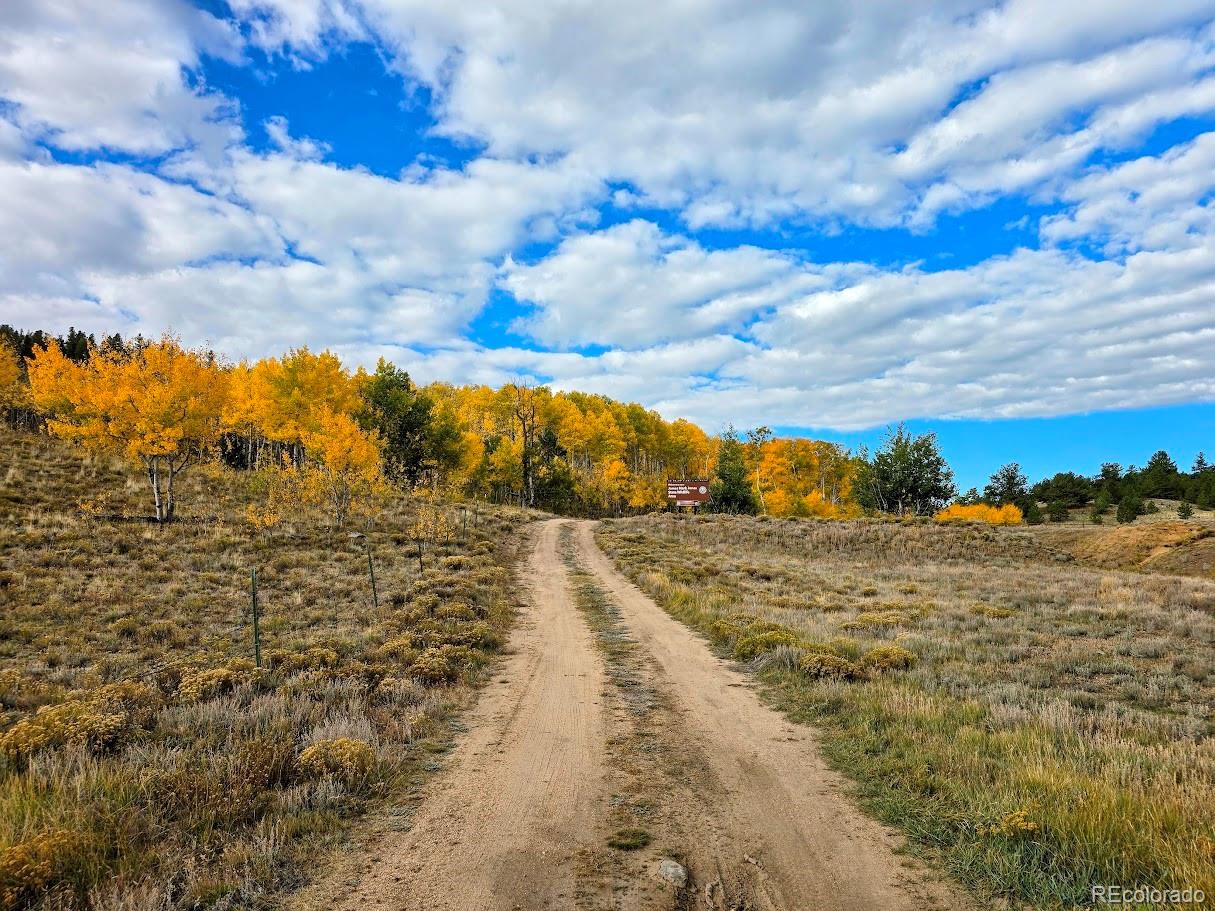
[{"x1": 148, "y1": 457, "x2": 164, "y2": 522}]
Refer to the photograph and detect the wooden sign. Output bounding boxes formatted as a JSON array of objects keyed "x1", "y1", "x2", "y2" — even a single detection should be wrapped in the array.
[{"x1": 666, "y1": 479, "x2": 710, "y2": 506}]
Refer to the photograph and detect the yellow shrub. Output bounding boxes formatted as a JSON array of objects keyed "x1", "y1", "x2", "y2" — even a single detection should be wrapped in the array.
[
  {"x1": 176, "y1": 663, "x2": 256, "y2": 703},
  {"x1": 0, "y1": 829, "x2": 88, "y2": 910},
  {"x1": 298, "y1": 737, "x2": 376, "y2": 781},
  {"x1": 934, "y1": 503, "x2": 1023, "y2": 525},
  {"x1": 374, "y1": 635, "x2": 420, "y2": 664},
  {"x1": 709, "y1": 619, "x2": 746, "y2": 644},
  {"x1": 435, "y1": 602, "x2": 475, "y2": 621},
  {"x1": 842, "y1": 610, "x2": 914, "y2": 630},
  {"x1": 800, "y1": 652, "x2": 862, "y2": 680},
  {"x1": 435, "y1": 644, "x2": 482, "y2": 671},
  {"x1": 984, "y1": 808, "x2": 1041, "y2": 838},
  {"x1": 265, "y1": 647, "x2": 340, "y2": 674},
  {"x1": 733, "y1": 629, "x2": 802, "y2": 661},
  {"x1": 408, "y1": 648, "x2": 456, "y2": 685},
  {"x1": 860, "y1": 645, "x2": 916, "y2": 672},
  {"x1": 0, "y1": 703, "x2": 124, "y2": 758},
  {"x1": 0, "y1": 682, "x2": 161, "y2": 759}
]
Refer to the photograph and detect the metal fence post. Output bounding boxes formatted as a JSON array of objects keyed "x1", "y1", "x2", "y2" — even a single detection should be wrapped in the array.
[
  {"x1": 366, "y1": 544, "x2": 379, "y2": 611},
  {"x1": 251, "y1": 568, "x2": 262, "y2": 668}
]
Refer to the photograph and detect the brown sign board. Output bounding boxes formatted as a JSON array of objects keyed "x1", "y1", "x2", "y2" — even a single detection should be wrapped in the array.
[{"x1": 666, "y1": 479, "x2": 710, "y2": 506}]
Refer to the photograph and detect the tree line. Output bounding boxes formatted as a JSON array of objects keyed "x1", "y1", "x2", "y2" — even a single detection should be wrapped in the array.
[
  {"x1": 958, "y1": 451, "x2": 1215, "y2": 524},
  {"x1": 1, "y1": 325, "x2": 1207, "y2": 526}
]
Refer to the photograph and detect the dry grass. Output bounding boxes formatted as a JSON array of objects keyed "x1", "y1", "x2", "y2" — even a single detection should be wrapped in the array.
[
  {"x1": 0, "y1": 430, "x2": 531, "y2": 909},
  {"x1": 597, "y1": 513, "x2": 1215, "y2": 909},
  {"x1": 1032, "y1": 519, "x2": 1215, "y2": 578}
]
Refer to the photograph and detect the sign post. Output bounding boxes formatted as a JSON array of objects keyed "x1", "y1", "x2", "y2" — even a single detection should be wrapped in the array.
[{"x1": 666, "y1": 479, "x2": 711, "y2": 510}]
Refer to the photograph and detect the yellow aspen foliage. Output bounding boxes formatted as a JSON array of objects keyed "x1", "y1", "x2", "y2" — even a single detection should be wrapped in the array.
[
  {"x1": 26, "y1": 337, "x2": 226, "y2": 521},
  {"x1": 748, "y1": 437, "x2": 860, "y2": 518},
  {"x1": 410, "y1": 492, "x2": 453, "y2": 547},
  {"x1": 273, "y1": 408, "x2": 388, "y2": 527},
  {"x1": 0, "y1": 343, "x2": 26, "y2": 412},
  {"x1": 934, "y1": 503, "x2": 1023, "y2": 525},
  {"x1": 253, "y1": 348, "x2": 366, "y2": 449},
  {"x1": 222, "y1": 361, "x2": 266, "y2": 466}
]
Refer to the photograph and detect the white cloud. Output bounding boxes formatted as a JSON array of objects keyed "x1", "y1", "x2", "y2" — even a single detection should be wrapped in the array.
[
  {"x1": 501, "y1": 220, "x2": 828, "y2": 348},
  {"x1": 494, "y1": 168, "x2": 1215, "y2": 428},
  {"x1": 1041, "y1": 131, "x2": 1215, "y2": 253},
  {"x1": 2, "y1": 0, "x2": 1215, "y2": 435},
  {"x1": 0, "y1": 135, "x2": 603, "y2": 357},
  {"x1": 231, "y1": 0, "x2": 1215, "y2": 227},
  {"x1": 0, "y1": 0, "x2": 241, "y2": 155},
  {"x1": 0, "y1": 159, "x2": 282, "y2": 296}
]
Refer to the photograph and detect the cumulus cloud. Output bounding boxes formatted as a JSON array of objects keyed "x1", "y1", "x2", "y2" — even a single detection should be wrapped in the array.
[
  {"x1": 0, "y1": 0, "x2": 241, "y2": 155},
  {"x1": 232, "y1": 0, "x2": 1215, "y2": 227},
  {"x1": 1041, "y1": 132, "x2": 1215, "y2": 253},
  {"x1": 2, "y1": 0, "x2": 1214, "y2": 433},
  {"x1": 501, "y1": 221, "x2": 828, "y2": 348},
  {"x1": 0, "y1": 159, "x2": 282, "y2": 296}
]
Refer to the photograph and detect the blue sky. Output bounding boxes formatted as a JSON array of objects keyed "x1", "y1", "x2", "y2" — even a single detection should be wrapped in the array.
[{"x1": 3, "y1": 0, "x2": 1215, "y2": 489}]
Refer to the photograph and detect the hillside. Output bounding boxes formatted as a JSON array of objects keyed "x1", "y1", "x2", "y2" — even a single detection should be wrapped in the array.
[
  {"x1": 1031, "y1": 513, "x2": 1215, "y2": 578},
  {"x1": 0, "y1": 430, "x2": 531, "y2": 908}
]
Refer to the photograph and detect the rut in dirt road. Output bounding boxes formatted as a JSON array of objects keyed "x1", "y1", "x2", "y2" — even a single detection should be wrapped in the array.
[
  {"x1": 572, "y1": 520, "x2": 971, "y2": 911},
  {"x1": 298, "y1": 519, "x2": 608, "y2": 911},
  {"x1": 295, "y1": 518, "x2": 970, "y2": 911}
]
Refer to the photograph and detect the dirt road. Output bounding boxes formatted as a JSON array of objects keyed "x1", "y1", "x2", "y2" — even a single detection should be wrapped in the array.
[
  {"x1": 299, "y1": 518, "x2": 968, "y2": 911},
  {"x1": 572, "y1": 521, "x2": 966, "y2": 911},
  {"x1": 307, "y1": 518, "x2": 608, "y2": 911}
]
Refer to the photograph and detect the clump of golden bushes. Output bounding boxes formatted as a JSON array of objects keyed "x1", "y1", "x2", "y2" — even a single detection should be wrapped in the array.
[
  {"x1": 298, "y1": 738, "x2": 377, "y2": 782},
  {"x1": 934, "y1": 503, "x2": 1023, "y2": 525},
  {"x1": 0, "y1": 681, "x2": 160, "y2": 760},
  {"x1": 0, "y1": 829, "x2": 90, "y2": 910},
  {"x1": 709, "y1": 614, "x2": 917, "y2": 682}
]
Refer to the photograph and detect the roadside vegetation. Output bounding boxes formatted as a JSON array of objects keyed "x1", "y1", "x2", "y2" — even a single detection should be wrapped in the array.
[
  {"x1": 597, "y1": 513, "x2": 1215, "y2": 908},
  {"x1": 0, "y1": 430, "x2": 527, "y2": 909}
]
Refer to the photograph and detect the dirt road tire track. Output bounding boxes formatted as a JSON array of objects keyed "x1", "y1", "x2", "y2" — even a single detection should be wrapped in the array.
[
  {"x1": 297, "y1": 517, "x2": 971, "y2": 911},
  {"x1": 307, "y1": 518, "x2": 608, "y2": 911},
  {"x1": 574, "y1": 520, "x2": 971, "y2": 911}
]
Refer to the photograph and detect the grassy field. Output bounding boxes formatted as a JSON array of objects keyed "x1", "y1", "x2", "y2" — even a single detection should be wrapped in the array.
[
  {"x1": 597, "y1": 514, "x2": 1215, "y2": 909},
  {"x1": 0, "y1": 431, "x2": 529, "y2": 909}
]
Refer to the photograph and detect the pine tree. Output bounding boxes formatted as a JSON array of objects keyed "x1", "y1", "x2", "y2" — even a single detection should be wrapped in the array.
[
  {"x1": 358, "y1": 359, "x2": 435, "y2": 485},
  {"x1": 984, "y1": 463, "x2": 1029, "y2": 508},
  {"x1": 1047, "y1": 500, "x2": 1069, "y2": 522},
  {"x1": 1092, "y1": 489, "x2": 1111, "y2": 516},
  {"x1": 855, "y1": 424, "x2": 955, "y2": 516},
  {"x1": 1116, "y1": 495, "x2": 1144, "y2": 524},
  {"x1": 706, "y1": 430, "x2": 758, "y2": 514},
  {"x1": 1024, "y1": 501, "x2": 1044, "y2": 525},
  {"x1": 1178, "y1": 500, "x2": 1194, "y2": 519}
]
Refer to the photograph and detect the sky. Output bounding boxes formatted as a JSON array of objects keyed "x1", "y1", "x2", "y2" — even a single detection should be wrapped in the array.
[{"x1": 2, "y1": 1, "x2": 1215, "y2": 489}]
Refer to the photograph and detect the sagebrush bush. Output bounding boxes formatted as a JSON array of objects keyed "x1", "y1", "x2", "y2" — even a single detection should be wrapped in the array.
[
  {"x1": 0, "y1": 829, "x2": 90, "y2": 911},
  {"x1": 800, "y1": 652, "x2": 862, "y2": 680},
  {"x1": 841, "y1": 610, "x2": 914, "y2": 630},
  {"x1": 860, "y1": 645, "x2": 916, "y2": 672},
  {"x1": 266, "y1": 647, "x2": 340, "y2": 673},
  {"x1": 0, "y1": 682, "x2": 161, "y2": 760},
  {"x1": 408, "y1": 649, "x2": 456, "y2": 685},
  {"x1": 733, "y1": 629, "x2": 803, "y2": 661},
  {"x1": 176, "y1": 664, "x2": 257, "y2": 703},
  {"x1": 297, "y1": 738, "x2": 376, "y2": 782}
]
